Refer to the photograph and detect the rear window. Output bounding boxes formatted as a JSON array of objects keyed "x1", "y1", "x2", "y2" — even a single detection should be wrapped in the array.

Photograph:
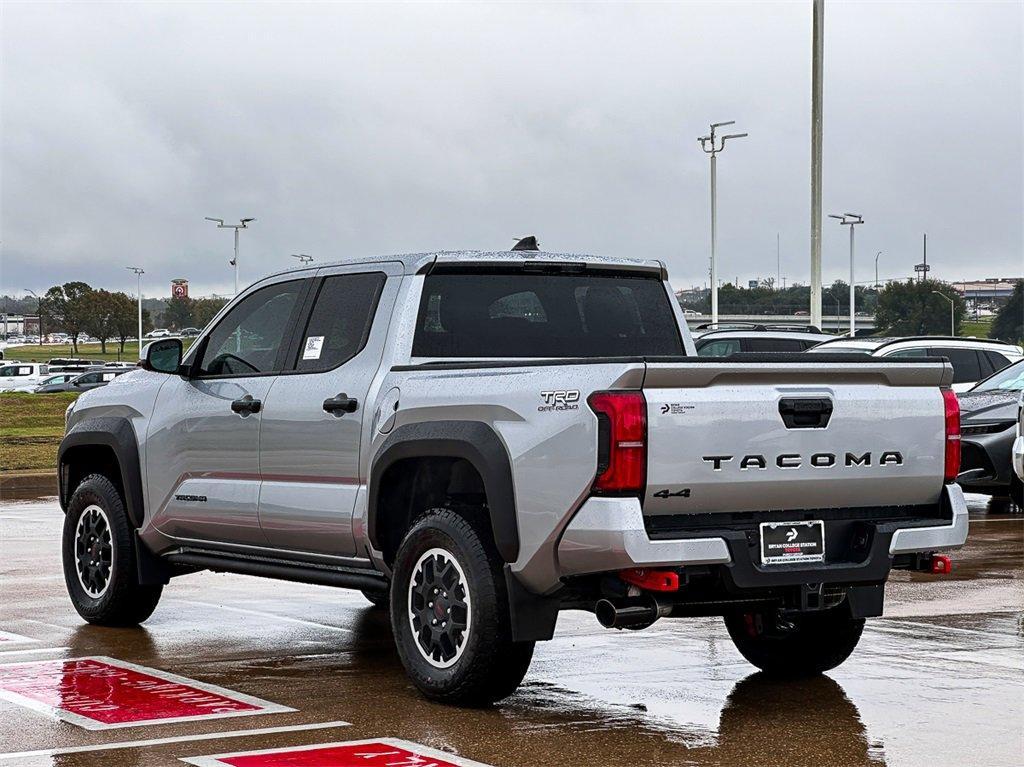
[{"x1": 412, "y1": 270, "x2": 683, "y2": 358}]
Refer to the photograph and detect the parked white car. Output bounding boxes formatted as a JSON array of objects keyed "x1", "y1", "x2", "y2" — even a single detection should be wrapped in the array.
[
  {"x1": 0, "y1": 362, "x2": 50, "y2": 391},
  {"x1": 810, "y1": 336, "x2": 1023, "y2": 393},
  {"x1": 145, "y1": 328, "x2": 172, "y2": 339}
]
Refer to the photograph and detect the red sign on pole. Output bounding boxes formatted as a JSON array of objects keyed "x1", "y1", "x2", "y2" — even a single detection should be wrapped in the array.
[
  {"x1": 0, "y1": 656, "x2": 293, "y2": 730},
  {"x1": 182, "y1": 739, "x2": 497, "y2": 767}
]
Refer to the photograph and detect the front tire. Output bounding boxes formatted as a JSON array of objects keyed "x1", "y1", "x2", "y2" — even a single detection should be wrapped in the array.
[
  {"x1": 724, "y1": 606, "x2": 864, "y2": 677},
  {"x1": 62, "y1": 474, "x2": 163, "y2": 626},
  {"x1": 390, "y1": 508, "x2": 534, "y2": 705}
]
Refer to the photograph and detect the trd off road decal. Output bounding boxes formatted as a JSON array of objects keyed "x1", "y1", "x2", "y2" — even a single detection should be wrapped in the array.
[
  {"x1": 182, "y1": 738, "x2": 497, "y2": 767},
  {"x1": 0, "y1": 656, "x2": 293, "y2": 729}
]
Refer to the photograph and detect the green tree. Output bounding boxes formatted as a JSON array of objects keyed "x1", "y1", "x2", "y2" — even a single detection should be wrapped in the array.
[
  {"x1": 108, "y1": 292, "x2": 139, "y2": 354},
  {"x1": 163, "y1": 296, "x2": 195, "y2": 330},
  {"x1": 82, "y1": 289, "x2": 118, "y2": 354},
  {"x1": 43, "y1": 282, "x2": 93, "y2": 353},
  {"x1": 875, "y1": 280, "x2": 967, "y2": 336},
  {"x1": 192, "y1": 296, "x2": 228, "y2": 329},
  {"x1": 991, "y1": 280, "x2": 1023, "y2": 343}
]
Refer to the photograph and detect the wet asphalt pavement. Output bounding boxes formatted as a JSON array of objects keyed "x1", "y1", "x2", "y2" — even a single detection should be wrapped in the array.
[{"x1": 0, "y1": 495, "x2": 1021, "y2": 767}]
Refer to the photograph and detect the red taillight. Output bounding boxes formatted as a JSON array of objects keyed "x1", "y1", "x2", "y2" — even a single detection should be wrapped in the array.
[
  {"x1": 943, "y1": 389, "x2": 961, "y2": 483},
  {"x1": 588, "y1": 390, "x2": 646, "y2": 495}
]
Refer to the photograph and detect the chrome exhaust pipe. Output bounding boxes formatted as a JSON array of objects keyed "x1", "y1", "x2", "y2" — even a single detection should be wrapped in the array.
[{"x1": 595, "y1": 597, "x2": 671, "y2": 630}]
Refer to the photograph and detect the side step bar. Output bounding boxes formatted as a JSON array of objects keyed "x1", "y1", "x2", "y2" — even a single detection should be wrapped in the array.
[{"x1": 165, "y1": 549, "x2": 388, "y2": 593}]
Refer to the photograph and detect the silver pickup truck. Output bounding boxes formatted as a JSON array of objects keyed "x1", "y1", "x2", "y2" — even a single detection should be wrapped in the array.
[{"x1": 59, "y1": 250, "x2": 967, "y2": 705}]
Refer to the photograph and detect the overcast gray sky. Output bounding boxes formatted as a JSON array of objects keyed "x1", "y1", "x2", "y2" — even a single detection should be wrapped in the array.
[{"x1": 2, "y1": 1, "x2": 1021, "y2": 298}]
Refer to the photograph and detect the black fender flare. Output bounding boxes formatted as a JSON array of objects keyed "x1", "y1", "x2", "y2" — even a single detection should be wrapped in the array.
[
  {"x1": 59, "y1": 416, "x2": 145, "y2": 528},
  {"x1": 367, "y1": 420, "x2": 519, "y2": 563}
]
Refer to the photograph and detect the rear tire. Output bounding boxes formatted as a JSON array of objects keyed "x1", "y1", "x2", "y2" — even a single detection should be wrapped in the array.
[
  {"x1": 390, "y1": 507, "x2": 534, "y2": 705},
  {"x1": 724, "y1": 606, "x2": 864, "y2": 677},
  {"x1": 62, "y1": 474, "x2": 162, "y2": 626},
  {"x1": 1010, "y1": 476, "x2": 1023, "y2": 511}
]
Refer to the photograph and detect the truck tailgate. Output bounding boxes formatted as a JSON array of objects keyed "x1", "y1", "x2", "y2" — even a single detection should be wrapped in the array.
[{"x1": 642, "y1": 358, "x2": 952, "y2": 515}]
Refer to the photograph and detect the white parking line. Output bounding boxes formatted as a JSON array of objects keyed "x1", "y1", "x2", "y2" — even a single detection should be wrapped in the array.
[
  {"x1": 0, "y1": 720, "x2": 352, "y2": 761},
  {"x1": 175, "y1": 600, "x2": 354, "y2": 635},
  {"x1": 0, "y1": 646, "x2": 69, "y2": 657}
]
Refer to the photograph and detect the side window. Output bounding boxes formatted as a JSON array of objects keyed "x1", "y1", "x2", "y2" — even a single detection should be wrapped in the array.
[
  {"x1": 744, "y1": 338, "x2": 805, "y2": 353},
  {"x1": 931, "y1": 347, "x2": 982, "y2": 384},
  {"x1": 985, "y1": 351, "x2": 1011, "y2": 374},
  {"x1": 293, "y1": 272, "x2": 386, "y2": 373},
  {"x1": 77, "y1": 373, "x2": 100, "y2": 384},
  {"x1": 697, "y1": 339, "x2": 742, "y2": 357},
  {"x1": 886, "y1": 347, "x2": 929, "y2": 358},
  {"x1": 197, "y1": 280, "x2": 304, "y2": 376}
]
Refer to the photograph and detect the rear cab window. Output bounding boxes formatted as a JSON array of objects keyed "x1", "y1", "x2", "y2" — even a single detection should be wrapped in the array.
[{"x1": 412, "y1": 268, "x2": 684, "y2": 358}]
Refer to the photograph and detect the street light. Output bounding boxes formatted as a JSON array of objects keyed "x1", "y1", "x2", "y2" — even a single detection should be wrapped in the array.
[
  {"x1": 205, "y1": 217, "x2": 256, "y2": 295},
  {"x1": 126, "y1": 267, "x2": 144, "y2": 357},
  {"x1": 291, "y1": 254, "x2": 314, "y2": 266},
  {"x1": 874, "y1": 251, "x2": 883, "y2": 289},
  {"x1": 698, "y1": 121, "x2": 748, "y2": 325},
  {"x1": 932, "y1": 290, "x2": 955, "y2": 336},
  {"x1": 24, "y1": 289, "x2": 43, "y2": 345},
  {"x1": 829, "y1": 213, "x2": 864, "y2": 335}
]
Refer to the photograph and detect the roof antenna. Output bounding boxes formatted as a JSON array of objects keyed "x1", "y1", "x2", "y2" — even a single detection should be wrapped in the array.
[{"x1": 511, "y1": 235, "x2": 540, "y2": 252}]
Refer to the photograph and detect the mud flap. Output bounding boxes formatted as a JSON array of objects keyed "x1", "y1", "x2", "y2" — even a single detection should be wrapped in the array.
[
  {"x1": 135, "y1": 530, "x2": 172, "y2": 586},
  {"x1": 846, "y1": 584, "x2": 885, "y2": 618},
  {"x1": 504, "y1": 566, "x2": 560, "y2": 642}
]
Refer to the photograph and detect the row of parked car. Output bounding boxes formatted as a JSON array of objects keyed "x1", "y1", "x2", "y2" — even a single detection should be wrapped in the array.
[
  {"x1": 0, "y1": 358, "x2": 133, "y2": 394},
  {"x1": 693, "y1": 324, "x2": 1024, "y2": 506}
]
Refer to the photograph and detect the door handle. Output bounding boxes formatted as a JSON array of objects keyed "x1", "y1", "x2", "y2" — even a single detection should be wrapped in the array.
[
  {"x1": 323, "y1": 393, "x2": 359, "y2": 416},
  {"x1": 230, "y1": 394, "x2": 262, "y2": 416},
  {"x1": 778, "y1": 397, "x2": 833, "y2": 429}
]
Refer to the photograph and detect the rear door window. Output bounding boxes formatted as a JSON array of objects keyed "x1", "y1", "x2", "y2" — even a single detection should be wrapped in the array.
[
  {"x1": 697, "y1": 339, "x2": 742, "y2": 357},
  {"x1": 984, "y1": 351, "x2": 1011, "y2": 374},
  {"x1": 743, "y1": 337, "x2": 805, "y2": 353},
  {"x1": 292, "y1": 272, "x2": 386, "y2": 372},
  {"x1": 930, "y1": 347, "x2": 982, "y2": 384},
  {"x1": 412, "y1": 270, "x2": 683, "y2": 358}
]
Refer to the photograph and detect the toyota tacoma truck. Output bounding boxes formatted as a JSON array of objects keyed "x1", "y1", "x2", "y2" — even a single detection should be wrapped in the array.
[{"x1": 58, "y1": 249, "x2": 968, "y2": 705}]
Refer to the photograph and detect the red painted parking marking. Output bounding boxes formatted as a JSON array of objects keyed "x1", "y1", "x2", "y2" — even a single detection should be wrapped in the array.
[
  {"x1": 0, "y1": 656, "x2": 294, "y2": 730},
  {"x1": 0, "y1": 631, "x2": 37, "y2": 645},
  {"x1": 182, "y1": 738, "x2": 496, "y2": 767}
]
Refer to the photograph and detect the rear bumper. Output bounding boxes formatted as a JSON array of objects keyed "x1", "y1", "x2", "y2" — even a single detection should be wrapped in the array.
[{"x1": 556, "y1": 484, "x2": 968, "y2": 587}]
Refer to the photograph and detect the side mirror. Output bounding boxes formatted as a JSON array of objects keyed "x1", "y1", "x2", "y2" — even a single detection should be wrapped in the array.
[{"x1": 143, "y1": 338, "x2": 182, "y2": 374}]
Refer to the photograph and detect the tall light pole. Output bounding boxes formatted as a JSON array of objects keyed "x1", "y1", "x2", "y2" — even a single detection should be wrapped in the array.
[
  {"x1": 829, "y1": 213, "x2": 863, "y2": 335},
  {"x1": 874, "y1": 251, "x2": 883, "y2": 288},
  {"x1": 698, "y1": 121, "x2": 747, "y2": 324},
  {"x1": 932, "y1": 290, "x2": 955, "y2": 336},
  {"x1": 291, "y1": 254, "x2": 314, "y2": 266},
  {"x1": 810, "y1": 0, "x2": 825, "y2": 328},
  {"x1": 205, "y1": 217, "x2": 256, "y2": 295},
  {"x1": 126, "y1": 267, "x2": 144, "y2": 356},
  {"x1": 24, "y1": 289, "x2": 43, "y2": 345}
]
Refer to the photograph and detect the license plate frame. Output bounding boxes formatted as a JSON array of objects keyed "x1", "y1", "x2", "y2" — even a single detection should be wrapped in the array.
[{"x1": 760, "y1": 520, "x2": 825, "y2": 565}]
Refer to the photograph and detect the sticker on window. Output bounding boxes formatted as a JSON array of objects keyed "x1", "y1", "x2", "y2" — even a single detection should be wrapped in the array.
[
  {"x1": 181, "y1": 738, "x2": 496, "y2": 767},
  {"x1": 302, "y1": 336, "x2": 325, "y2": 360}
]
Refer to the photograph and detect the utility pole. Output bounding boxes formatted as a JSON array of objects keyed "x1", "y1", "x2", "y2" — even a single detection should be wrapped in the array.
[
  {"x1": 932, "y1": 290, "x2": 955, "y2": 335},
  {"x1": 874, "y1": 251, "x2": 883, "y2": 288},
  {"x1": 126, "y1": 267, "x2": 144, "y2": 356},
  {"x1": 698, "y1": 121, "x2": 747, "y2": 325},
  {"x1": 24, "y1": 289, "x2": 43, "y2": 345},
  {"x1": 776, "y1": 233, "x2": 781, "y2": 291},
  {"x1": 829, "y1": 213, "x2": 864, "y2": 335},
  {"x1": 810, "y1": 0, "x2": 825, "y2": 328},
  {"x1": 205, "y1": 217, "x2": 256, "y2": 295}
]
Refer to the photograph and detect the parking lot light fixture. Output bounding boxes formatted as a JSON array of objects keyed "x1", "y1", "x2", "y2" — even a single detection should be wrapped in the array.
[
  {"x1": 126, "y1": 267, "x2": 145, "y2": 357},
  {"x1": 698, "y1": 121, "x2": 748, "y2": 325},
  {"x1": 875, "y1": 251, "x2": 883, "y2": 289},
  {"x1": 829, "y1": 213, "x2": 864, "y2": 335},
  {"x1": 206, "y1": 217, "x2": 256, "y2": 295},
  {"x1": 932, "y1": 290, "x2": 955, "y2": 335},
  {"x1": 24, "y1": 289, "x2": 43, "y2": 345},
  {"x1": 291, "y1": 254, "x2": 314, "y2": 266}
]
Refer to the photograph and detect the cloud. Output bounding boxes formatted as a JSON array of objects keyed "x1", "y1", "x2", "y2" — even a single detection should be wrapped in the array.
[{"x1": 1, "y1": 1, "x2": 1020, "y2": 298}]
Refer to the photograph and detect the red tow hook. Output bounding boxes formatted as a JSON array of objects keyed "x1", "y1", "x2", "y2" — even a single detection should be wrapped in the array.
[
  {"x1": 930, "y1": 554, "x2": 953, "y2": 575},
  {"x1": 619, "y1": 568, "x2": 681, "y2": 592}
]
